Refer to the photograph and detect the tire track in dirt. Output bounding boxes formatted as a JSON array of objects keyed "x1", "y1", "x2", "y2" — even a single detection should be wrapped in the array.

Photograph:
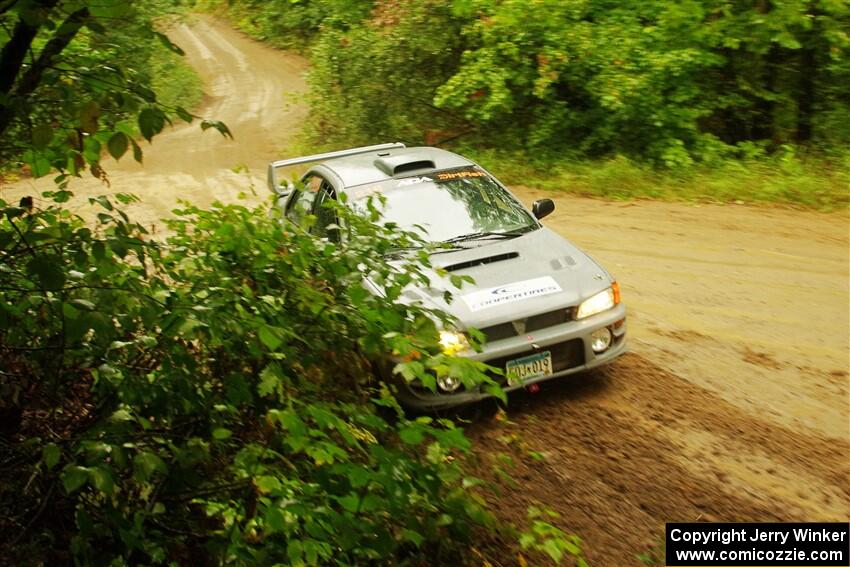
[{"x1": 468, "y1": 352, "x2": 849, "y2": 565}]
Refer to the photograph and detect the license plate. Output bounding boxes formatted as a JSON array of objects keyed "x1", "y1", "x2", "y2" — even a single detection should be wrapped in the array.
[{"x1": 506, "y1": 351, "x2": 553, "y2": 386}]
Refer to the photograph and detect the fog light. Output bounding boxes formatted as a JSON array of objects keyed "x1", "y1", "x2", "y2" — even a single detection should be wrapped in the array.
[
  {"x1": 590, "y1": 328, "x2": 612, "y2": 353},
  {"x1": 437, "y1": 375, "x2": 461, "y2": 393}
]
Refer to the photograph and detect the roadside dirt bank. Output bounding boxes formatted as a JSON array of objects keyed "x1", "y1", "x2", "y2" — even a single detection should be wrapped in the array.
[{"x1": 2, "y1": 15, "x2": 847, "y2": 566}]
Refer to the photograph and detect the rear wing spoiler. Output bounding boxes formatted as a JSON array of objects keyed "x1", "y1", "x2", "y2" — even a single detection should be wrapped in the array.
[{"x1": 267, "y1": 142, "x2": 406, "y2": 195}]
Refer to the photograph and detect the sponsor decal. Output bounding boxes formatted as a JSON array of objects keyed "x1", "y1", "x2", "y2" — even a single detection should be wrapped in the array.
[
  {"x1": 396, "y1": 176, "x2": 432, "y2": 187},
  {"x1": 461, "y1": 276, "x2": 562, "y2": 312},
  {"x1": 435, "y1": 169, "x2": 486, "y2": 181}
]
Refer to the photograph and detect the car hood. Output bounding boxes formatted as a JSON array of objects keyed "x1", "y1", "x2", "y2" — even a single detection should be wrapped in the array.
[{"x1": 373, "y1": 227, "x2": 614, "y2": 329}]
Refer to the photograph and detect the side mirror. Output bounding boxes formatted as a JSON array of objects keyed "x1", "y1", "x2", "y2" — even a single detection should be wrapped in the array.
[{"x1": 532, "y1": 198, "x2": 555, "y2": 220}]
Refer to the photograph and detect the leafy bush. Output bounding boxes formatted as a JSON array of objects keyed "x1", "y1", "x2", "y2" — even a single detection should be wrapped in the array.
[
  {"x1": 1, "y1": 192, "x2": 549, "y2": 565},
  {"x1": 196, "y1": 0, "x2": 374, "y2": 49},
  {"x1": 216, "y1": 0, "x2": 850, "y2": 165},
  {"x1": 0, "y1": 1, "x2": 225, "y2": 184}
]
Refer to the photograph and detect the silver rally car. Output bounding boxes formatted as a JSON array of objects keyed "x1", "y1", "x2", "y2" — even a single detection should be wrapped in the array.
[{"x1": 268, "y1": 143, "x2": 626, "y2": 409}]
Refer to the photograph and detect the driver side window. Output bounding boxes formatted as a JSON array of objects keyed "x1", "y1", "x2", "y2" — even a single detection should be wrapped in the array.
[
  {"x1": 313, "y1": 183, "x2": 340, "y2": 241},
  {"x1": 285, "y1": 174, "x2": 323, "y2": 227}
]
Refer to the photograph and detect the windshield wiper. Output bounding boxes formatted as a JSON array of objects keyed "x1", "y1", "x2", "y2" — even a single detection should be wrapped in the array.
[{"x1": 443, "y1": 228, "x2": 531, "y2": 244}]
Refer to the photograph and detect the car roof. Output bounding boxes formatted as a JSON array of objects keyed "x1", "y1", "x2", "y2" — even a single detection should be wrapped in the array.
[{"x1": 316, "y1": 146, "x2": 475, "y2": 188}]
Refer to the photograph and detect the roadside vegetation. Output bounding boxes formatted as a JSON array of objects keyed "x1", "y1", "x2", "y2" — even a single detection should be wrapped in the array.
[
  {"x1": 0, "y1": 0, "x2": 218, "y2": 187},
  {"x1": 1, "y1": 193, "x2": 580, "y2": 565},
  {"x1": 1, "y1": 2, "x2": 581, "y2": 565},
  {"x1": 203, "y1": 0, "x2": 850, "y2": 209}
]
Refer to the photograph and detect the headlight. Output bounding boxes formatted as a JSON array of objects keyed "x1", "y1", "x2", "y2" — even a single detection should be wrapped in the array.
[
  {"x1": 576, "y1": 283, "x2": 620, "y2": 319},
  {"x1": 438, "y1": 330, "x2": 469, "y2": 355}
]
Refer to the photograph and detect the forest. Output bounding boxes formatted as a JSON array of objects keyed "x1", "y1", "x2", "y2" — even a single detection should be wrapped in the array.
[
  {"x1": 2, "y1": 0, "x2": 848, "y2": 200},
  {"x1": 216, "y1": 0, "x2": 848, "y2": 200},
  {"x1": 0, "y1": 0, "x2": 848, "y2": 565}
]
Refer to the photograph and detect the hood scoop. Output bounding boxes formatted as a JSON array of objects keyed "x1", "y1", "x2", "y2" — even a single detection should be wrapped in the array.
[
  {"x1": 440, "y1": 251, "x2": 519, "y2": 272},
  {"x1": 374, "y1": 154, "x2": 436, "y2": 176}
]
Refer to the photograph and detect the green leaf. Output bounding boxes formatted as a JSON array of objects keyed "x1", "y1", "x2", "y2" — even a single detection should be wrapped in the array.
[
  {"x1": 138, "y1": 107, "x2": 166, "y2": 142},
  {"x1": 91, "y1": 195, "x2": 113, "y2": 211},
  {"x1": 258, "y1": 326, "x2": 283, "y2": 350},
  {"x1": 62, "y1": 302, "x2": 80, "y2": 320},
  {"x1": 398, "y1": 426, "x2": 424, "y2": 445},
  {"x1": 276, "y1": 409, "x2": 306, "y2": 437},
  {"x1": 43, "y1": 443, "x2": 61, "y2": 470},
  {"x1": 92, "y1": 241, "x2": 106, "y2": 261},
  {"x1": 28, "y1": 255, "x2": 65, "y2": 290},
  {"x1": 31, "y1": 155, "x2": 51, "y2": 178},
  {"x1": 175, "y1": 106, "x2": 194, "y2": 123},
  {"x1": 89, "y1": 466, "x2": 114, "y2": 495},
  {"x1": 255, "y1": 475, "x2": 281, "y2": 493},
  {"x1": 287, "y1": 540, "x2": 303, "y2": 564},
  {"x1": 110, "y1": 408, "x2": 133, "y2": 422},
  {"x1": 133, "y1": 452, "x2": 166, "y2": 482},
  {"x1": 130, "y1": 138, "x2": 143, "y2": 163},
  {"x1": 78, "y1": 101, "x2": 100, "y2": 134},
  {"x1": 82, "y1": 136, "x2": 101, "y2": 163},
  {"x1": 347, "y1": 466, "x2": 370, "y2": 488},
  {"x1": 107, "y1": 132, "x2": 129, "y2": 160},
  {"x1": 402, "y1": 529, "x2": 424, "y2": 547},
  {"x1": 339, "y1": 493, "x2": 360, "y2": 513},
  {"x1": 71, "y1": 299, "x2": 96, "y2": 311},
  {"x1": 258, "y1": 363, "x2": 282, "y2": 397},
  {"x1": 542, "y1": 539, "x2": 564, "y2": 563},
  {"x1": 212, "y1": 428, "x2": 231, "y2": 440},
  {"x1": 32, "y1": 124, "x2": 53, "y2": 149},
  {"x1": 62, "y1": 466, "x2": 90, "y2": 494},
  {"x1": 89, "y1": 1, "x2": 131, "y2": 18},
  {"x1": 200, "y1": 119, "x2": 233, "y2": 139}
]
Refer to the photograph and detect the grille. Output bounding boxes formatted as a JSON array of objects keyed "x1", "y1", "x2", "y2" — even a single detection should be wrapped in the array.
[
  {"x1": 486, "y1": 339, "x2": 585, "y2": 384},
  {"x1": 479, "y1": 307, "x2": 574, "y2": 342}
]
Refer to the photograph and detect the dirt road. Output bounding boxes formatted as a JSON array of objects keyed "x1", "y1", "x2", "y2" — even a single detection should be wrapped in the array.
[
  {"x1": 3, "y1": 16, "x2": 847, "y2": 566},
  {"x1": 472, "y1": 193, "x2": 849, "y2": 564}
]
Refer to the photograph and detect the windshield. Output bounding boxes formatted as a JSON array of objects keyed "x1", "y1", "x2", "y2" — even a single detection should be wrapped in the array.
[{"x1": 347, "y1": 167, "x2": 537, "y2": 242}]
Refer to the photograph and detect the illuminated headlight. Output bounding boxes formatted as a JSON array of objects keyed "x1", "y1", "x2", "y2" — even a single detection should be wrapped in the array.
[
  {"x1": 438, "y1": 330, "x2": 469, "y2": 355},
  {"x1": 437, "y1": 375, "x2": 462, "y2": 393},
  {"x1": 576, "y1": 283, "x2": 620, "y2": 319}
]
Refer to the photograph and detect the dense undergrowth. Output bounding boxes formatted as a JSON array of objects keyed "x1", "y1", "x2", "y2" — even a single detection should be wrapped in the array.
[
  {"x1": 202, "y1": 0, "x2": 850, "y2": 209},
  {"x1": 0, "y1": 193, "x2": 583, "y2": 565}
]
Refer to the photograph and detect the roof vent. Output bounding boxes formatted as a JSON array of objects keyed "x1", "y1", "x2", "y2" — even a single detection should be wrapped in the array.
[{"x1": 374, "y1": 154, "x2": 436, "y2": 177}]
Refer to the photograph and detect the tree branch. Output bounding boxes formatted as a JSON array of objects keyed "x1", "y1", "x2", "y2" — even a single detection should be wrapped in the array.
[
  {"x1": 0, "y1": 16, "x2": 41, "y2": 95},
  {"x1": 14, "y1": 7, "x2": 89, "y2": 100},
  {"x1": 0, "y1": 5, "x2": 88, "y2": 136}
]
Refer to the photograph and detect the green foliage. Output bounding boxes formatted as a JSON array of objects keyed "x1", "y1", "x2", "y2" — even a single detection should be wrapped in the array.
[
  {"x1": 519, "y1": 507, "x2": 587, "y2": 566},
  {"x1": 0, "y1": 1, "x2": 209, "y2": 183},
  {"x1": 306, "y1": 0, "x2": 469, "y2": 146},
  {"x1": 469, "y1": 147, "x2": 850, "y2": 209},
  {"x1": 0, "y1": 191, "x2": 544, "y2": 565},
  {"x1": 197, "y1": 0, "x2": 374, "y2": 49},
  {"x1": 231, "y1": 0, "x2": 849, "y2": 165}
]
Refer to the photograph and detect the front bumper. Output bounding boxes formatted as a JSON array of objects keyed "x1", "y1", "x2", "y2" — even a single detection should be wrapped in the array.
[{"x1": 395, "y1": 303, "x2": 627, "y2": 410}]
